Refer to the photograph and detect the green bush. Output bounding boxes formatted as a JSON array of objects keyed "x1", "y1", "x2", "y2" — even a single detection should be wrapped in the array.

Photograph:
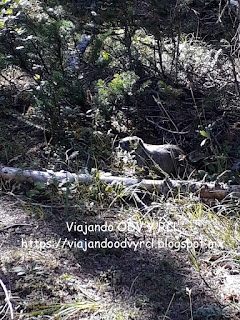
[{"x1": 95, "y1": 71, "x2": 139, "y2": 117}]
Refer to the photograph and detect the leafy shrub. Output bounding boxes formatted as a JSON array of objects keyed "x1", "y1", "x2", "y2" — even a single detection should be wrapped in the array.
[
  {"x1": 94, "y1": 71, "x2": 139, "y2": 117},
  {"x1": 0, "y1": 2, "x2": 85, "y2": 140}
]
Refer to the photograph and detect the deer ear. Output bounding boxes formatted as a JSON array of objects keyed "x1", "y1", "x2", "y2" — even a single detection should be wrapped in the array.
[{"x1": 136, "y1": 137, "x2": 143, "y2": 146}]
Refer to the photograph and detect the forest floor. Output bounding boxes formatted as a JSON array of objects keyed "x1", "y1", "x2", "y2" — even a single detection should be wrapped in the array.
[{"x1": 0, "y1": 112, "x2": 240, "y2": 320}]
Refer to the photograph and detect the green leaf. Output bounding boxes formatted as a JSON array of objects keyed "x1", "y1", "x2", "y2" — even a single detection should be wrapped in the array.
[
  {"x1": 27, "y1": 189, "x2": 39, "y2": 197},
  {"x1": 200, "y1": 130, "x2": 206, "y2": 137},
  {"x1": 34, "y1": 74, "x2": 40, "y2": 80},
  {"x1": 105, "y1": 185, "x2": 112, "y2": 192},
  {"x1": 200, "y1": 130, "x2": 210, "y2": 139},
  {"x1": 34, "y1": 181, "x2": 45, "y2": 189},
  {"x1": 0, "y1": 21, "x2": 5, "y2": 27},
  {"x1": 5, "y1": 9, "x2": 13, "y2": 14},
  {"x1": 101, "y1": 51, "x2": 109, "y2": 59}
]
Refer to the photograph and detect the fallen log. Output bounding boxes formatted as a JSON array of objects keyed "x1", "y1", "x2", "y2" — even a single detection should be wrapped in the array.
[{"x1": 0, "y1": 165, "x2": 239, "y2": 200}]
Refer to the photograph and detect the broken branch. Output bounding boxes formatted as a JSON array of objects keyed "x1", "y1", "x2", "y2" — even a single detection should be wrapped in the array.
[{"x1": 0, "y1": 165, "x2": 239, "y2": 200}]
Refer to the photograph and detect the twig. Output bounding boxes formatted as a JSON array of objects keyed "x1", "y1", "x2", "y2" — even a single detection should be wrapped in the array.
[
  {"x1": 153, "y1": 95, "x2": 181, "y2": 134},
  {"x1": 0, "y1": 224, "x2": 31, "y2": 233},
  {"x1": 0, "y1": 279, "x2": 14, "y2": 319},
  {"x1": 163, "y1": 293, "x2": 175, "y2": 320},
  {"x1": 146, "y1": 118, "x2": 189, "y2": 135},
  {"x1": 128, "y1": 276, "x2": 139, "y2": 297}
]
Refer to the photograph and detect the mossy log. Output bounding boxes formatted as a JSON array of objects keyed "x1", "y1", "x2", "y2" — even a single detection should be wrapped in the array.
[{"x1": 0, "y1": 165, "x2": 239, "y2": 200}]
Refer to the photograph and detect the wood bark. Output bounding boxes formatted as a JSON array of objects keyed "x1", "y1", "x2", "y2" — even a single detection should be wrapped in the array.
[{"x1": 0, "y1": 165, "x2": 239, "y2": 200}]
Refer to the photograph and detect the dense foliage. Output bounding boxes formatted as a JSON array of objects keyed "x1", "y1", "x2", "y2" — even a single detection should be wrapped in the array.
[{"x1": 0, "y1": 0, "x2": 239, "y2": 179}]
